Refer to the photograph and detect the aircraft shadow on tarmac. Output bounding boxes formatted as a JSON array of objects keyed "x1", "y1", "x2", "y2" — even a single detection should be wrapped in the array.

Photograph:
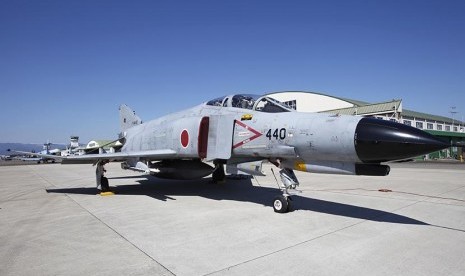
[{"x1": 46, "y1": 176, "x2": 429, "y2": 226}]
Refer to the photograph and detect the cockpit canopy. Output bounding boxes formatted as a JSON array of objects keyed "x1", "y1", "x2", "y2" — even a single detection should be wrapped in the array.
[{"x1": 206, "y1": 94, "x2": 294, "y2": 113}]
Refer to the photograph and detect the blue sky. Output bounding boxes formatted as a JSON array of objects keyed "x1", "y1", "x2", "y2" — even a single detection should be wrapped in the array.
[{"x1": 1, "y1": 0, "x2": 464, "y2": 144}]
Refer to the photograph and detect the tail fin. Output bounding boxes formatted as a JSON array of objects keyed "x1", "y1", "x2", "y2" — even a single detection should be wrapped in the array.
[{"x1": 119, "y1": 104, "x2": 142, "y2": 133}]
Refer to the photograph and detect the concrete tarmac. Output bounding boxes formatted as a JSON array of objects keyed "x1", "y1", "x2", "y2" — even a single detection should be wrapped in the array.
[{"x1": 1, "y1": 162, "x2": 465, "y2": 275}]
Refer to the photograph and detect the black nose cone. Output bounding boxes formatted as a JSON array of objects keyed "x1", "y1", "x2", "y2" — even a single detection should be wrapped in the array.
[{"x1": 355, "y1": 117, "x2": 449, "y2": 163}]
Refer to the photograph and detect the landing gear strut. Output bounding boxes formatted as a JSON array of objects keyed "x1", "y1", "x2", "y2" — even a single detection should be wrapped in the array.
[
  {"x1": 272, "y1": 168, "x2": 299, "y2": 213},
  {"x1": 212, "y1": 160, "x2": 226, "y2": 184}
]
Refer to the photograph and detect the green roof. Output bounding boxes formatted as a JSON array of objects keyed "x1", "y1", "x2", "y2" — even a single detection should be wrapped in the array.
[
  {"x1": 401, "y1": 109, "x2": 461, "y2": 124},
  {"x1": 323, "y1": 100, "x2": 402, "y2": 115},
  {"x1": 86, "y1": 140, "x2": 116, "y2": 149},
  {"x1": 267, "y1": 90, "x2": 368, "y2": 107},
  {"x1": 425, "y1": 130, "x2": 465, "y2": 138},
  {"x1": 336, "y1": 97, "x2": 369, "y2": 107}
]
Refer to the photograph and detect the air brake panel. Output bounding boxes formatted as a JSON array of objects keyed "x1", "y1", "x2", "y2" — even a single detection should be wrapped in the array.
[
  {"x1": 198, "y1": 117, "x2": 209, "y2": 159},
  {"x1": 206, "y1": 115, "x2": 235, "y2": 161}
]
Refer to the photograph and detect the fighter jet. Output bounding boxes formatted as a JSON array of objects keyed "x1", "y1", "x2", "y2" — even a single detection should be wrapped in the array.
[{"x1": 25, "y1": 94, "x2": 450, "y2": 213}]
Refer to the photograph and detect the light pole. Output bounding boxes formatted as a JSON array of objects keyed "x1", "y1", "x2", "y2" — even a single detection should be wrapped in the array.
[{"x1": 450, "y1": 106, "x2": 457, "y2": 132}]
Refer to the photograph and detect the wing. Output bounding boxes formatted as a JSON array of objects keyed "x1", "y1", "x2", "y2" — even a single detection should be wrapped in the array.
[
  {"x1": 13, "y1": 150, "x2": 177, "y2": 164},
  {"x1": 13, "y1": 151, "x2": 61, "y2": 160}
]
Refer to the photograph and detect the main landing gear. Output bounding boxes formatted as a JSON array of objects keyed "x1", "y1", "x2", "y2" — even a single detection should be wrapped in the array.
[
  {"x1": 272, "y1": 168, "x2": 299, "y2": 213},
  {"x1": 212, "y1": 160, "x2": 226, "y2": 184}
]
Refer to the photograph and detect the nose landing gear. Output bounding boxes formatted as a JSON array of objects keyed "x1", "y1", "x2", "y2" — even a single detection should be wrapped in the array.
[
  {"x1": 272, "y1": 168, "x2": 299, "y2": 213},
  {"x1": 273, "y1": 195, "x2": 293, "y2": 213}
]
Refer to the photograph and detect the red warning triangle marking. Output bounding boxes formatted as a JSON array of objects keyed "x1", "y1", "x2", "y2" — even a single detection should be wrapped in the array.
[{"x1": 233, "y1": 120, "x2": 262, "y2": 149}]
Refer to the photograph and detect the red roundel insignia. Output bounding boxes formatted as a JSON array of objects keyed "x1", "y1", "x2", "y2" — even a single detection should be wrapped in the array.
[{"x1": 181, "y1": 129, "x2": 189, "y2": 148}]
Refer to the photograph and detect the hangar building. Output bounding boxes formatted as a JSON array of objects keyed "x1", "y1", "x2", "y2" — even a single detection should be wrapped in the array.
[
  {"x1": 81, "y1": 140, "x2": 123, "y2": 154},
  {"x1": 267, "y1": 91, "x2": 465, "y2": 159}
]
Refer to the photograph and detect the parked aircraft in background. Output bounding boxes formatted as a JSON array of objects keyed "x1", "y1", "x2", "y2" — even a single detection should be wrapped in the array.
[
  {"x1": 35, "y1": 142, "x2": 62, "y2": 163},
  {"x1": 20, "y1": 94, "x2": 450, "y2": 212},
  {"x1": 0, "y1": 155, "x2": 12, "y2": 161},
  {"x1": 15, "y1": 142, "x2": 62, "y2": 163}
]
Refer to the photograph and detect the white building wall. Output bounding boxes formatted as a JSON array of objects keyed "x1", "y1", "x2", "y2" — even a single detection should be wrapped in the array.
[
  {"x1": 268, "y1": 92, "x2": 354, "y2": 112},
  {"x1": 402, "y1": 116, "x2": 464, "y2": 133},
  {"x1": 269, "y1": 91, "x2": 465, "y2": 133}
]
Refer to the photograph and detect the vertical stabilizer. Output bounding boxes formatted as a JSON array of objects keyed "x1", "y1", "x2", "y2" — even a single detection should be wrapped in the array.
[{"x1": 119, "y1": 104, "x2": 142, "y2": 133}]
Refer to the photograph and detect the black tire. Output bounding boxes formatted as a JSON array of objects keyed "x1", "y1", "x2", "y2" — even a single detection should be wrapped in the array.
[
  {"x1": 273, "y1": 196, "x2": 289, "y2": 213},
  {"x1": 212, "y1": 163, "x2": 226, "y2": 183},
  {"x1": 285, "y1": 196, "x2": 292, "y2": 212}
]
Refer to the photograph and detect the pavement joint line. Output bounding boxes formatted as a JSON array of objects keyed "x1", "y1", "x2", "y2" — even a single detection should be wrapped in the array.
[
  {"x1": 28, "y1": 166, "x2": 177, "y2": 276},
  {"x1": 1, "y1": 188, "x2": 49, "y2": 203},
  {"x1": 210, "y1": 224, "x2": 367, "y2": 274},
  {"x1": 65, "y1": 197, "x2": 176, "y2": 276},
  {"x1": 373, "y1": 186, "x2": 465, "y2": 233},
  {"x1": 207, "y1": 183, "x2": 465, "y2": 275},
  {"x1": 332, "y1": 184, "x2": 465, "y2": 231},
  {"x1": 19, "y1": 163, "x2": 465, "y2": 275},
  {"x1": 304, "y1": 189, "x2": 423, "y2": 202},
  {"x1": 0, "y1": 166, "x2": 57, "y2": 203},
  {"x1": 304, "y1": 188, "x2": 465, "y2": 206},
  {"x1": 431, "y1": 183, "x2": 465, "y2": 200},
  {"x1": 205, "y1": 216, "x2": 377, "y2": 275}
]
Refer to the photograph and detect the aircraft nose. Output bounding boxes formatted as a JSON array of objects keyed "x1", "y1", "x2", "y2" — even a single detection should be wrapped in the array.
[{"x1": 355, "y1": 117, "x2": 449, "y2": 163}]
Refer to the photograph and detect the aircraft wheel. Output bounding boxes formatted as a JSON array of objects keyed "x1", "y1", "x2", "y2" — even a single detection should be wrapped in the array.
[
  {"x1": 286, "y1": 196, "x2": 293, "y2": 212},
  {"x1": 273, "y1": 196, "x2": 289, "y2": 213},
  {"x1": 212, "y1": 163, "x2": 226, "y2": 183},
  {"x1": 101, "y1": 177, "x2": 110, "y2": 192}
]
